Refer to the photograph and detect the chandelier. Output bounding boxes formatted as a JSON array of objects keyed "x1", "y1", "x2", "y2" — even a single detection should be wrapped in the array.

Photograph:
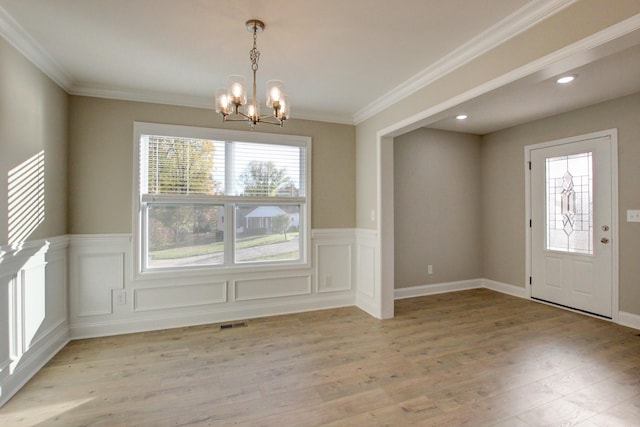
[{"x1": 215, "y1": 19, "x2": 289, "y2": 127}]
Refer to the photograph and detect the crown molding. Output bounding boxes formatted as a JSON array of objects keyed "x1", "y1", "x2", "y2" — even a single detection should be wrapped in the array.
[
  {"x1": 0, "y1": 0, "x2": 577, "y2": 127},
  {"x1": 70, "y1": 83, "x2": 355, "y2": 125},
  {"x1": 69, "y1": 83, "x2": 215, "y2": 109},
  {"x1": 289, "y1": 110, "x2": 355, "y2": 125},
  {"x1": 376, "y1": 13, "x2": 640, "y2": 139},
  {"x1": 352, "y1": 0, "x2": 578, "y2": 124},
  {"x1": 0, "y1": 5, "x2": 73, "y2": 90}
]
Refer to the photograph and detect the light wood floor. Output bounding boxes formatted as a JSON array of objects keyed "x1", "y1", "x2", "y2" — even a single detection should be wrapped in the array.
[{"x1": 1, "y1": 289, "x2": 639, "y2": 426}]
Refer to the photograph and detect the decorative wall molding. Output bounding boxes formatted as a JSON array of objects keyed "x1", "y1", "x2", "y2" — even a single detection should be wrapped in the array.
[
  {"x1": 0, "y1": 321, "x2": 69, "y2": 408},
  {"x1": 2, "y1": 1, "x2": 579, "y2": 126},
  {"x1": 353, "y1": 0, "x2": 577, "y2": 123},
  {"x1": 69, "y1": 291, "x2": 356, "y2": 340},
  {"x1": 314, "y1": 228, "x2": 355, "y2": 294},
  {"x1": 0, "y1": 235, "x2": 70, "y2": 408},
  {"x1": 354, "y1": 229, "x2": 379, "y2": 318},
  {"x1": 133, "y1": 281, "x2": 227, "y2": 312},
  {"x1": 2, "y1": 229, "x2": 639, "y2": 409},
  {"x1": 0, "y1": 5, "x2": 73, "y2": 89},
  {"x1": 234, "y1": 275, "x2": 312, "y2": 301},
  {"x1": 68, "y1": 229, "x2": 357, "y2": 339}
]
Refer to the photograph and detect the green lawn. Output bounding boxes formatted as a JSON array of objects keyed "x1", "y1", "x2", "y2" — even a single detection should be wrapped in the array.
[{"x1": 150, "y1": 232, "x2": 298, "y2": 260}]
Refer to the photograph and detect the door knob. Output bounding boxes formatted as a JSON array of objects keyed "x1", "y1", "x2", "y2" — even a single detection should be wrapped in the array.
[{"x1": 601, "y1": 237, "x2": 609, "y2": 244}]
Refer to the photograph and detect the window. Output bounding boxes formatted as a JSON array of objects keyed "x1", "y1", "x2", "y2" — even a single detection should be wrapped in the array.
[
  {"x1": 134, "y1": 122, "x2": 310, "y2": 273},
  {"x1": 545, "y1": 152, "x2": 593, "y2": 254}
]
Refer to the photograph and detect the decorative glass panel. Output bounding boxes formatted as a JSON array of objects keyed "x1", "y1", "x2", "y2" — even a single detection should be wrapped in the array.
[{"x1": 545, "y1": 152, "x2": 593, "y2": 254}]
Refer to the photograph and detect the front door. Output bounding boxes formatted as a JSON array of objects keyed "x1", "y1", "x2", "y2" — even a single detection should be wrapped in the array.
[{"x1": 530, "y1": 131, "x2": 616, "y2": 318}]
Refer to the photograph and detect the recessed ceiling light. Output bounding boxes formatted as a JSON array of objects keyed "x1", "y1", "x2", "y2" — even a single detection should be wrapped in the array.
[
  {"x1": 456, "y1": 114, "x2": 468, "y2": 120},
  {"x1": 556, "y1": 75, "x2": 576, "y2": 84}
]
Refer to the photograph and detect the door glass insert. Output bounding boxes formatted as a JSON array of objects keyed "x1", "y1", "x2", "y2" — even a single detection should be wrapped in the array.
[{"x1": 545, "y1": 152, "x2": 593, "y2": 254}]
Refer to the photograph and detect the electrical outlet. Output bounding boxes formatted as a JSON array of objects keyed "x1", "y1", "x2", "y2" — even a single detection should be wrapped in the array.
[
  {"x1": 428, "y1": 265, "x2": 433, "y2": 275},
  {"x1": 115, "y1": 289, "x2": 126, "y2": 305},
  {"x1": 627, "y1": 210, "x2": 640, "y2": 222}
]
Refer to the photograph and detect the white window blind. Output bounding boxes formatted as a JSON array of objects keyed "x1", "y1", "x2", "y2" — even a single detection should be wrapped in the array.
[
  {"x1": 142, "y1": 136, "x2": 224, "y2": 196},
  {"x1": 141, "y1": 136, "x2": 305, "y2": 198},
  {"x1": 134, "y1": 123, "x2": 311, "y2": 273},
  {"x1": 230, "y1": 141, "x2": 305, "y2": 197}
]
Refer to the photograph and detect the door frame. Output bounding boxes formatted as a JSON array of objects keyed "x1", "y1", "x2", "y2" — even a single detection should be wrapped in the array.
[{"x1": 524, "y1": 128, "x2": 619, "y2": 321}]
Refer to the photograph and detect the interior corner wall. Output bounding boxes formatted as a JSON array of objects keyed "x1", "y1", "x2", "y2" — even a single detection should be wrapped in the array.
[
  {"x1": 0, "y1": 37, "x2": 69, "y2": 246},
  {"x1": 481, "y1": 92, "x2": 640, "y2": 315},
  {"x1": 0, "y1": 36, "x2": 69, "y2": 408},
  {"x1": 393, "y1": 128, "x2": 482, "y2": 288},
  {"x1": 68, "y1": 96, "x2": 356, "y2": 234}
]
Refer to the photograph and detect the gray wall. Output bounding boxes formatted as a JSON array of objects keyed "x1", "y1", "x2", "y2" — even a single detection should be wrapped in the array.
[
  {"x1": 394, "y1": 93, "x2": 640, "y2": 316},
  {"x1": 0, "y1": 38, "x2": 68, "y2": 246},
  {"x1": 68, "y1": 96, "x2": 356, "y2": 234},
  {"x1": 482, "y1": 92, "x2": 640, "y2": 314},
  {"x1": 394, "y1": 128, "x2": 482, "y2": 288}
]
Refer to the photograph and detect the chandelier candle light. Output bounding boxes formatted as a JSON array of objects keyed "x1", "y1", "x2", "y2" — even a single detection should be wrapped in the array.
[{"x1": 215, "y1": 19, "x2": 290, "y2": 127}]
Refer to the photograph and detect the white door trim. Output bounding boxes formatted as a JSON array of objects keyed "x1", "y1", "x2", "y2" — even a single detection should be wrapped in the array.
[{"x1": 524, "y1": 129, "x2": 619, "y2": 321}]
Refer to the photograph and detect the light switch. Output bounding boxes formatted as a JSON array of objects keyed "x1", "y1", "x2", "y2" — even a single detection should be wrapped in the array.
[{"x1": 627, "y1": 210, "x2": 640, "y2": 222}]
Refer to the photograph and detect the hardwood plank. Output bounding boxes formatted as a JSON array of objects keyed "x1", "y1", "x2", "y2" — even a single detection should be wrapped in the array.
[{"x1": 1, "y1": 289, "x2": 639, "y2": 426}]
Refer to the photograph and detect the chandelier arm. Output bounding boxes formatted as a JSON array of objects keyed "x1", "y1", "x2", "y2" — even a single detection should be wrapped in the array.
[{"x1": 224, "y1": 113, "x2": 283, "y2": 126}]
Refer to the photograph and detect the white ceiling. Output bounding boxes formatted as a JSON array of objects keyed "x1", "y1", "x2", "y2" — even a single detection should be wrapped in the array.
[
  {"x1": 0, "y1": 0, "x2": 638, "y2": 131},
  {"x1": 427, "y1": 28, "x2": 640, "y2": 134}
]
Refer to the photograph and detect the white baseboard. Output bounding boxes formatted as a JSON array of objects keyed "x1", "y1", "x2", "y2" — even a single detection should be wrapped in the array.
[
  {"x1": 618, "y1": 311, "x2": 640, "y2": 331},
  {"x1": 355, "y1": 291, "x2": 382, "y2": 319},
  {"x1": 394, "y1": 279, "x2": 483, "y2": 300},
  {"x1": 481, "y1": 278, "x2": 527, "y2": 298},
  {"x1": 0, "y1": 322, "x2": 70, "y2": 408},
  {"x1": 394, "y1": 278, "x2": 525, "y2": 300}
]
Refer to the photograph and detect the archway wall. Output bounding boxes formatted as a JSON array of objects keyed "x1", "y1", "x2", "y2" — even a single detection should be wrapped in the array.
[
  {"x1": 356, "y1": 0, "x2": 640, "y2": 230},
  {"x1": 353, "y1": 1, "x2": 640, "y2": 318}
]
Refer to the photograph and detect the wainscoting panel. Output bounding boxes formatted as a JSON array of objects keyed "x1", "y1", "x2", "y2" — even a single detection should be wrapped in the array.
[
  {"x1": 0, "y1": 237, "x2": 70, "y2": 408},
  {"x1": 20, "y1": 259, "x2": 46, "y2": 353},
  {"x1": 235, "y1": 275, "x2": 312, "y2": 301},
  {"x1": 69, "y1": 234, "x2": 130, "y2": 324},
  {"x1": 357, "y1": 245, "x2": 376, "y2": 298},
  {"x1": 354, "y1": 229, "x2": 380, "y2": 318},
  {"x1": 313, "y1": 229, "x2": 354, "y2": 294},
  {"x1": 77, "y1": 253, "x2": 123, "y2": 316},
  {"x1": 316, "y1": 244, "x2": 351, "y2": 293},
  {"x1": 134, "y1": 281, "x2": 227, "y2": 311},
  {"x1": 68, "y1": 230, "x2": 356, "y2": 339}
]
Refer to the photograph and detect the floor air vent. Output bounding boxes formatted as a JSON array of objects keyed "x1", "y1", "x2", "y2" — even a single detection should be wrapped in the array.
[{"x1": 220, "y1": 321, "x2": 248, "y2": 330}]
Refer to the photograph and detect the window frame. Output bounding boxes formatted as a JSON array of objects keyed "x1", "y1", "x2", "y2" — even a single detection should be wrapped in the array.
[{"x1": 133, "y1": 122, "x2": 312, "y2": 278}]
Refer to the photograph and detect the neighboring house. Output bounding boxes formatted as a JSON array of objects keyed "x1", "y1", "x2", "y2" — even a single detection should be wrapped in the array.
[{"x1": 244, "y1": 206, "x2": 298, "y2": 233}]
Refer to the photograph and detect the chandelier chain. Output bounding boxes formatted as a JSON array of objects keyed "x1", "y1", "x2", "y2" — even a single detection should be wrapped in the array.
[{"x1": 250, "y1": 28, "x2": 260, "y2": 72}]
